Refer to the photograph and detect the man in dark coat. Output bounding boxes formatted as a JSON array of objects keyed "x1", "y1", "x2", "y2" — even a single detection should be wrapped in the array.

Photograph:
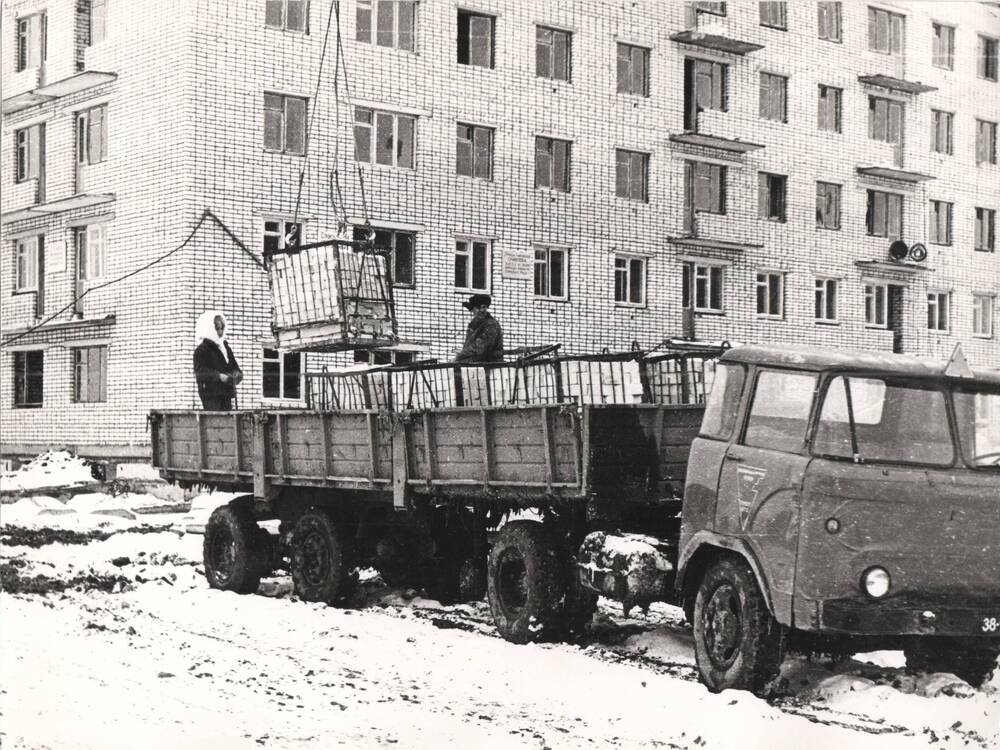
[
  {"x1": 456, "y1": 294, "x2": 504, "y2": 363},
  {"x1": 194, "y1": 310, "x2": 243, "y2": 409}
]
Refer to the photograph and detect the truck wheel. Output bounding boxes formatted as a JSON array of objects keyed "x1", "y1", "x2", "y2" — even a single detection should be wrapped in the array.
[
  {"x1": 905, "y1": 639, "x2": 1000, "y2": 687},
  {"x1": 487, "y1": 521, "x2": 565, "y2": 643},
  {"x1": 289, "y1": 510, "x2": 353, "y2": 605},
  {"x1": 203, "y1": 504, "x2": 268, "y2": 594},
  {"x1": 693, "y1": 557, "x2": 784, "y2": 693}
]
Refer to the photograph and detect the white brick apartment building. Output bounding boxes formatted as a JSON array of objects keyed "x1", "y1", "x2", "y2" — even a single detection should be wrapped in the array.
[{"x1": 2, "y1": 0, "x2": 999, "y2": 462}]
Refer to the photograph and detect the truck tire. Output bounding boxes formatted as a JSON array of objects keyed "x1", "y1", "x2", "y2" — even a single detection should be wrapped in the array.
[
  {"x1": 487, "y1": 521, "x2": 565, "y2": 644},
  {"x1": 693, "y1": 556, "x2": 784, "y2": 694},
  {"x1": 905, "y1": 638, "x2": 1000, "y2": 687},
  {"x1": 203, "y1": 504, "x2": 268, "y2": 594},
  {"x1": 289, "y1": 510, "x2": 354, "y2": 605}
]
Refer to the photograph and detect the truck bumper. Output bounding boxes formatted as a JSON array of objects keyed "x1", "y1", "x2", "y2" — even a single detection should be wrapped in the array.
[{"x1": 819, "y1": 596, "x2": 1000, "y2": 637}]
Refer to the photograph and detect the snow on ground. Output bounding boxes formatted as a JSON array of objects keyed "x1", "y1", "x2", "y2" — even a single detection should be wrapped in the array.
[
  {"x1": 2, "y1": 502, "x2": 999, "y2": 749},
  {"x1": 0, "y1": 450, "x2": 96, "y2": 492}
]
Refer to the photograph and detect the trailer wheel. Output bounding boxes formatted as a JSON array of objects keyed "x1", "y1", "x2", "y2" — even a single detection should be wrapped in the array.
[
  {"x1": 693, "y1": 556, "x2": 784, "y2": 694},
  {"x1": 289, "y1": 510, "x2": 353, "y2": 605},
  {"x1": 203, "y1": 504, "x2": 268, "y2": 594},
  {"x1": 905, "y1": 638, "x2": 999, "y2": 687},
  {"x1": 487, "y1": 521, "x2": 565, "y2": 644}
]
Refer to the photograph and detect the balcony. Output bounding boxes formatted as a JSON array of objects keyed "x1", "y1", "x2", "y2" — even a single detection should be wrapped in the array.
[
  {"x1": 858, "y1": 74, "x2": 937, "y2": 95},
  {"x1": 670, "y1": 29, "x2": 763, "y2": 56},
  {"x1": 856, "y1": 166, "x2": 935, "y2": 185},
  {"x1": 1, "y1": 193, "x2": 115, "y2": 225},
  {"x1": 2, "y1": 71, "x2": 117, "y2": 115}
]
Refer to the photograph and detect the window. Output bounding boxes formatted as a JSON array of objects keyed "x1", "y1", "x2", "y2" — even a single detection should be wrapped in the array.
[
  {"x1": 536, "y1": 26, "x2": 571, "y2": 81},
  {"x1": 353, "y1": 226, "x2": 414, "y2": 286},
  {"x1": 756, "y1": 272, "x2": 784, "y2": 318},
  {"x1": 614, "y1": 255, "x2": 645, "y2": 305},
  {"x1": 15, "y1": 125, "x2": 41, "y2": 182},
  {"x1": 932, "y1": 24, "x2": 954, "y2": 69},
  {"x1": 816, "y1": 182, "x2": 841, "y2": 230},
  {"x1": 15, "y1": 236, "x2": 39, "y2": 292},
  {"x1": 759, "y1": 2, "x2": 787, "y2": 29},
  {"x1": 263, "y1": 348, "x2": 303, "y2": 400},
  {"x1": 454, "y1": 238, "x2": 490, "y2": 292},
  {"x1": 931, "y1": 110, "x2": 953, "y2": 155},
  {"x1": 818, "y1": 2, "x2": 841, "y2": 42},
  {"x1": 353, "y1": 107, "x2": 415, "y2": 168},
  {"x1": 868, "y1": 96, "x2": 903, "y2": 145},
  {"x1": 977, "y1": 119, "x2": 997, "y2": 164},
  {"x1": 866, "y1": 190, "x2": 903, "y2": 238},
  {"x1": 685, "y1": 58, "x2": 727, "y2": 128},
  {"x1": 534, "y1": 246, "x2": 568, "y2": 300},
  {"x1": 263, "y1": 219, "x2": 303, "y2": 256},
  {"x1": 13, "y1": 351, "x2": 44, "y2": 408},
  {"x1": 616, "y1": 43, "x2": 649, "y2": 96},
  {"x1": 815, "y1": 278, "x2": 838, "y2": 322},
  {"x1": 91, "y1": 0, "x2": 107, "y2": 44},
  {"x1": 757, "y1": 173, "x2": 787, "y2": 222},
  {"x1": 759, "y1": 73, "x2": 787, "y2": 122},
  {"x1": 929, "y1": 200, "x2": 952, "y2": 245},
  {"x1": 694, "y1": 2, "x2": 727, "y2": 16},
  {"x1": 868, "y1": 6, "x2": 904, "y2": 54},
  {"x1": 865, "y1": 283, "x2": 888, "y2": 327},
  {"x1": 356, "y1": 1, "x2": 415, "y2": 50},
  {"x1": 456, "y1": 123, "x2": 493, "y2": 180},
  {"x1": 975, "y1": 207, "x2": 996, "y2": 252},
  {"x1": 687, "y1": 161, "x2": 726, "y2": 214},
  {"x1": 76, "y1": 224, "x2": 106, "y2": 281},
  {"x1": 817, "y1": 85, "x2": 841, "y2": 132},
  {"x1": 457, "y1": 10, "x2": 494, "y2": 68},
  {"x1": 683, "y1": 263, "x2": 724, "y2": 312},
  {"x1": 980, "y1": 35, "x2": 999, "y2": 81},
  {"x1": 973, "y1": 295, "x2": 994, "y2": 337},
  {"x1": 615, "y1": 149, "x2": 648, "y2": 202},
  {"x1": 264, "y1": 94, "x2": 307, "y2": 155},
  {"x1": 72, "y1": 346, "x2": 107, "y2": 403},
  {"x1": 535, "y1": 137, "x2": 571, "y2": 192},
  {"x1": 267, "y1": 0, "x2": 309, "y2": 33},
  {"x1": 76, "y1": 105, "x2": 108, "y2": 165},
  {"x1": 927, "y1": 292, "x2": 950, "y2": 331},
  {"x1": 744, "y1": 370, "x2": 817, "y2": 453},
  {"x1": 16, "y1": 14, "x2": 46, "y2": 71},
  {"x1": 700, "y1": 362, "x2": 744, "y2": 440}
]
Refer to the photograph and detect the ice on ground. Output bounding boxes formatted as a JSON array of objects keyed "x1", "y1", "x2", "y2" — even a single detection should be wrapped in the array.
[{"x1": 0, "y1": 450, "x2": 96, "y2": 492}]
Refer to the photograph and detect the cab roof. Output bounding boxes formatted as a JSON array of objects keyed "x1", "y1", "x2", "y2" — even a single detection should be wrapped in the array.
[{"x1": 719, "y1": 344, "x2": 1000, "y2": 386}]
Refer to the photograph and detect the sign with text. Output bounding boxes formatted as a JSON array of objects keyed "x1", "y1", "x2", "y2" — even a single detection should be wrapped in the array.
[
  {"x1": 46, "y1": 240, "x2": 66, "y2": 274},
  {"x1": 502, "y1": 248, "x2": 534, "y2": 280}
]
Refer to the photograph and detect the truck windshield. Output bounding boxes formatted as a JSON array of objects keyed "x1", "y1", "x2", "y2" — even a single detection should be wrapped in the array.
[
  {"x1": 813, "y1": 376, "x2": 954, "y2": 466},
  {"x1": 952, "y1": 388, "x2": 1000, "y2": 468}
]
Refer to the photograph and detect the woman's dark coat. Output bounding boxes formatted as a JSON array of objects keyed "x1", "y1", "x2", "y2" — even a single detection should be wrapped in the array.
[{"x1": 194, "y1": 340, "x2": 241, "y2": 409}]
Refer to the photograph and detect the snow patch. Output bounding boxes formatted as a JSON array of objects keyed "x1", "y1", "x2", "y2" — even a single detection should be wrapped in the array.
[{"x1": 1, "y1": 450, "x2": 95, "y2": 492}]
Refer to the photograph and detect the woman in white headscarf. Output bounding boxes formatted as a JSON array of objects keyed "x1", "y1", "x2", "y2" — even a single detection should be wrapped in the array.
[{"x1": 194, "y1": 310, "x2": 243, "y2": 409}]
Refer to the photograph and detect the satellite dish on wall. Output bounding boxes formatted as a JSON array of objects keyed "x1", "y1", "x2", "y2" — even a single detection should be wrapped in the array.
[
  {"x1": 909, "y1": 243, "x2": 927, "y2": 262},
  {"x1": 888, "y1": 240, "x2": 909, "y2": 261}
]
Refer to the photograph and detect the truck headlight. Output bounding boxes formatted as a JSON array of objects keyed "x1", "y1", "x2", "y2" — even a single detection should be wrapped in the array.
[{"x1": 862, "y1": 567, "x2": 891, "y2": 599}]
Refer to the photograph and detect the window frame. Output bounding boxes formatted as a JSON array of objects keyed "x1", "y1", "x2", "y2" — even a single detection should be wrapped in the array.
[
  {"x1": 757, "y1": 172, "x2": 787, "y2": 223},
  {"x1": 76, "y1": 224, "x2": 107, "y2": 282},
  {"x1": 454, "y1": 237, "x2": 491, "y2": 293},
  {"x1": 759, "y1": 2, "x2": 788, "y2": 30},
  {"x1": 455, "y1": 122, "x2": 493, "y2": 181},
  {"x1": 616, "y1": 42, "x2": 650, "y2": 97},
  {"x1": 14, "y1": 125, "x2": 40, "y2": 182},
  {"x1": 13, "y1": 350, "x2": 44, "y2": 408},
  {"x1": 979, "y1": 35, "x2": 999, "y2": 82},
  {"x1": 928, "y1": 200, "x2": 953, "y2": 246},
  {"x1": 817, "y1": 2, "x2": 842, "y2": 42},
  {"x1": 932, "y1": 23, "x2": 954, "y2": 70},
  {"x1": 262, "y1": 347, "x2": 305, "y2": 401},
  {"x1": 930, "y1": 109, "x2": 953, "y2": 155},
  {"x1": 615, "y1": 148, "x2": 649, "y2": 202},
  {"x1": 353, "y1": 225, "x2": 415, "y2": 287},
  {"x1": 14, "y1": 236, "x2": 40, "y2": 293},
  {"x1": 71, "y1": 345, "x2": 108, "y2": 403},
  {"x1": 868, "y1": 95, "x2": 904, "y2": 145},
  {"x1": 864, "y1": 283, "x2": 889, "y2": 328},
  {"x1": 976, "y1": 119, "x2": 997, "y2": 165},
  {"x1": 975, "y1": 207, "x2": 996, "y2": 252},
  {"x1": 457, "y1": 9, "x2": 495, "y2": 69},
  {"x1": 688, "y1": 160, "x2": 726, "y2": 215},
  {"x1": 533, "y1": 245, "x2": 569, "y2": 301},
  {"x1": 263, "y1": 218, "x2": 304, "y2": 257},
  {"x1": 688, "y1": 57, "x2": 728, "y2": 116},
  {"x1": 76, "y1": 105, "x2": 108, "y2": 165},
  {"x1": 814, "y1": 277, "x2": 839, "y2": 323},
  {"x1": 355, "y1": 0, "x2": 416, "y2": 50},
  {"x1": 815, "y1": 181, "x2": 841, "y2": 230},
  {"x1": 866, "y1": 189, "x2": 903, "y2": 239},
  {"x1": 535, "y1": 136, "x2": 572, "y2": 192},
  {"x1": 755, "y1": 271, "x2": 785, "y2": 319},
  {"x1": 90, "y1": 0, "x2": 107, "y2": 44},
  {"x1": 972, "y1": 294, "x2": 995, "y2": 338},
  {"x1": 694, "y1": 2, "x2": 727, "y2": 16},
  {"x1": 15, "y1": 13, "x2": 46, "y2": 72},
  {"x1": 868, "y1": 6, "x2": 904, "y2": 55},
  {"x1": 817, "y1": 84, "x2": 842, "y2": 133},
  {"x1": 535, "y1": 25, "x2": 571, "y2": 82},
  {"x1": 683, "y1": 262, "x2": 725, "y2": 313},
  {"x1": 759, "y1": 72, "x2": 788, "y2": 123},
  {"x1": 927, "y1": 291, "x2": 950, "y2": 332},
  {"x1": 353, "y1": 106, "x2": 416, "y2": 169},
  {"x1": 614, "y1": 254, "x2": 646, "y2": 307},
  {"x1": 264, "y1": 93, "x2": 308, "y2": 156}
]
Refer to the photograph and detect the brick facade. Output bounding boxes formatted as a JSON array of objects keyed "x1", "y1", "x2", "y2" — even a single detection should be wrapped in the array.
[{"x1": 2, "y1": 0, "x2": 998, "y2": 460}]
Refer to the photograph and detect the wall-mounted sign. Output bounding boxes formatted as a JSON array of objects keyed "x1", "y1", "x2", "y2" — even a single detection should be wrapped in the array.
[
  {"x1": 46, "y1": 240, "x2": 66, "y2": 274},
  {"x1": 502, "y1": 248, "x2": 534, "y2": 280}
]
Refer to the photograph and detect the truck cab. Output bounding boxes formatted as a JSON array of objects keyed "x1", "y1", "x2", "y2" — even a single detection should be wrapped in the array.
[{"x1": 678, "y1": 344, "x2": 1000, "y2": 692}]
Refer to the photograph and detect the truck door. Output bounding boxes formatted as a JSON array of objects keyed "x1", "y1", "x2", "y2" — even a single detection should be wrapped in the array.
[{"x1": 715, "y1": 368, "x2": 817, "y2": 625}]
